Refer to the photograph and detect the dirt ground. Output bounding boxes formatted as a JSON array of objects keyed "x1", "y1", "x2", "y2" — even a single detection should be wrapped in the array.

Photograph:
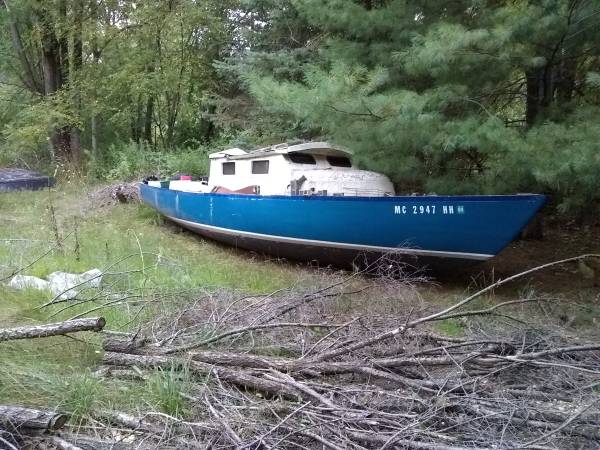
[{"x1": 449, "y1": 218, "x2": 600, "y2": 298}]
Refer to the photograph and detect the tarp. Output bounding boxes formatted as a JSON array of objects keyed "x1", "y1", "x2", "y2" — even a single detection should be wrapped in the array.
[{"x1": 0, "y1": 168, "x2": 54, "y2": 191}]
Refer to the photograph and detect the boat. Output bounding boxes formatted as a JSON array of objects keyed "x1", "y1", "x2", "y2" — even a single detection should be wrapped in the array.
[
  {"x1": 139, "y1": 142, "x2": 545, "y2": 267},
  {"x1": 0, "y1": 168, "x2": 54, "y2": 192}
]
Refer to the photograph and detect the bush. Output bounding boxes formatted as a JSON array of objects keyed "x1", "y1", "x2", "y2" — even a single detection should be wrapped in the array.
[{"x1": 88, "y1": 142, "x2": 210, "y2": 181}]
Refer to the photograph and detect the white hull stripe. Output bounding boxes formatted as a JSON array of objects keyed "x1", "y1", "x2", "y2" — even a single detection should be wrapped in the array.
[{"x1": 167, "y1": 216, "x2": 493, "y2": 260}]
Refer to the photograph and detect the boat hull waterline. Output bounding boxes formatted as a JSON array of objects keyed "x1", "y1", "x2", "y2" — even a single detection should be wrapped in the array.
[{"x1": 140, "y1": 184, "x2": 545, "y2": 266}]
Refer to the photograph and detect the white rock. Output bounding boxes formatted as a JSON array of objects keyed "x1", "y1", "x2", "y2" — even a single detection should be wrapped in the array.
[
  {"x1": 8, "y1": 274, "x2": 50, "y2": 291},
  {"x1": 47, "y1": 269, "x2": 103, "y2": 300},
  {"x1": 8, "y1": 269, "x2": 103, "y2": 300}
]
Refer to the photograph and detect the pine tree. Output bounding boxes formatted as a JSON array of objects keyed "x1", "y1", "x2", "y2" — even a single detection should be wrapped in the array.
[{"x1": 244, "y1": 0, "x2": 600, "y2": 212}]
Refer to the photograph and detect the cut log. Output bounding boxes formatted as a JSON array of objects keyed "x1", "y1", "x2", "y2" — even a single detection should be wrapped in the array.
[
  {"x1": 0, "y1": 317, "x2": 105, "y2": 342},
  {"x1": 0, "y1": 405, "x2": 69, "y2": 432}
]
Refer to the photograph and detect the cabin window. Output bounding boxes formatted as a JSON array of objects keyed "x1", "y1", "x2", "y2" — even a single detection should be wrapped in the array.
[
  {"x1": 252, "y1": 160, "x2": 269, "y2": 174},
  {"x1": 327, "y1": 156, "x2": 352, "y2": 167},
  {"x1": 222, "y1": 162, "x2": 235, "y2": 175},
  {"x1": 288, "y1": 153, "x2": 316, "y2": 164}
]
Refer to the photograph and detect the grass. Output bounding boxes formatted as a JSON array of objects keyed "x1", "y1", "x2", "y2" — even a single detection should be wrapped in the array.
[
  {"x1": 1, "y1": 183, "x2": 598, "y2": 420},
  {"x1": 146, "y1": 365, "x2": 193, "y2": 418},
  {"x1": 432, "y1": 318, "x2": 465, "y2": 337},
  {"x1": 0, "y1": 182, "x2": 305, "y2": 416}
]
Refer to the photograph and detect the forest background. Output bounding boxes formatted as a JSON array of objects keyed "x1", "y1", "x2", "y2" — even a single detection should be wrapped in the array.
[{"x1": 0, "y1": 0, "x2": 599, "y2": 216}]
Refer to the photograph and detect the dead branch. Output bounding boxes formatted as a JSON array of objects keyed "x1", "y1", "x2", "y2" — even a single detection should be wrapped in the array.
[
  {"x1": 31, "y1": 255, "x2": 600, "y2": 448},
  {"x1": 522, "y1": 398, "x2": 600, "y2": 447},
  {"x1": 408, "y1": 254, "x2": 600, "y2": 328},
  {"x1": 162, "y1": 322, "x2": 345, "y2": 354}
]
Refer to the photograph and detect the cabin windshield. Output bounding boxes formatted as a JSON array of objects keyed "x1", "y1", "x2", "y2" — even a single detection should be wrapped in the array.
[
  {"x1": 327, "y1": 156, "x2": 352, "y2": 167},
  {"x1": 288, "y1": 153, "x2": 316, "y2": 164}
]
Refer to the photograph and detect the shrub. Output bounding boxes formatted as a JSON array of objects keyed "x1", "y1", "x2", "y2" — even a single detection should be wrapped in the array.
[{"x1": 88, "y1": 142, "x2": 209, "y2": 181}]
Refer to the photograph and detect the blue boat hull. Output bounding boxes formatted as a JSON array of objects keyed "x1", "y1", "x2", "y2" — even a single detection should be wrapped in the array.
[{"x1": 139, "y1": 184, "x2": 545, "y2": 267}]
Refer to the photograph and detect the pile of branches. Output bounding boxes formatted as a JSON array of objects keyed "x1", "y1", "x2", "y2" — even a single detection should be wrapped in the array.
[
  {"x1": 88, "y1": 183, "x2": 141, "y2": 208},
  {"x1": 4, "y1": 257, "x2": 600, "y2": 449}
]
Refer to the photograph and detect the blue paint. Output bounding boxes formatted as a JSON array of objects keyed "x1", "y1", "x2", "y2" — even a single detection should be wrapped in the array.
[{"x1": 140, "y1": 184, "x2": 545, "y2": 260}]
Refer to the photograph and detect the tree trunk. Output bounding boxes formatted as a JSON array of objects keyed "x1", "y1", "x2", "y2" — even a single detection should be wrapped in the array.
[
  {"x1": 0, "y1": 317, "x2": 106, "y2": 342},
  {"x1": 0, "y1": 1, "x2": 44, "y2": 93},
  {"x1": 131, "y1": 94, "x2": 143, "y2": 143},
  {"x1": 144, "y1": 97, "x2": 154, "y2": 144},
  {"x1": 91, "y1": 115, "x2": 98, "y2": 157},
  {"x1": 69, "y1": 0, "x2": 85, "y2": 166},
  {"x1": 40, "y1": 28, "x2": 61, "y2": 95},
  {"x1": 556, "y1": 57, "x2": 577, "y2": 103},
  {"x1": 35, "y1": 4, "x2": 76, "y2": 163},
  {"x1": 90, "y1": 0, "x2": 100, "y2": 159},
  {"x1": 30, "y1": 2, "x2": 85, "y2": 164},
  {"x1": 525, "y1": 68, "x2": 554, "y2": 126}
]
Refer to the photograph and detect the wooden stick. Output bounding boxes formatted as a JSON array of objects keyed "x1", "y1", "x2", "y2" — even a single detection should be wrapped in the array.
[{"x1": 0, "y1": 318, "x2": 106, "y2": 342}]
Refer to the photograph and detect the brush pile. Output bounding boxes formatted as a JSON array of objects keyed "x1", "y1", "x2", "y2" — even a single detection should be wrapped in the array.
[
  {"x1": 3, "y1": 263, "x2": 600, "y2": 449},
  {"x1": 88, "y1": 183, "x2": 141, "y2": 208}
]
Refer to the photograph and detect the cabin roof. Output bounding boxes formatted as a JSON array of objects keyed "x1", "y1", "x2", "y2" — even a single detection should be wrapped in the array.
[{"x1": 208, "y1": 142, "x2": 352, "y2": 160}]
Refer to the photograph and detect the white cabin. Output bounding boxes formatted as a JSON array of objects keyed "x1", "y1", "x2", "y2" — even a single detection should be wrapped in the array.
[{"x1": 168, "y1": 142, "x2": 395, "y2": 197}]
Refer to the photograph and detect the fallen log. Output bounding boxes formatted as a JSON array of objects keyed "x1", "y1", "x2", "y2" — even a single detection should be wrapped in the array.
[
  {"x1": 0, "y1": 317, "x2": 106, "y2": 342},
  {"x1": 0, "y1": 405, "x2": 69, "y2": 432},
  {"x1": 103, "y1": 345, "x2": 447, "y2": 391},
  {"x1": 102, "y1": 352, "x2": 298, "y2": 399}
]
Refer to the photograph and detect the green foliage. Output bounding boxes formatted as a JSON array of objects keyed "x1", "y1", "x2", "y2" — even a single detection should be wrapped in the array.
[
  {"x1": 587, "y1": 72, "x2": 600, "y2": 89},
  {"x1": 0, "y1": 0, "x2": 237, "y2": 169},
  {"x1": 523, "y1": 107, "x2": 600, "y2": 213},
  {"x1": 2, "y1": 94, "x2": 76, "y2": 165},
  {"x1": 1, "y1": 0, "x2": 600, "y2": 215},
  {"x1": 240, "y1": 0, "x2": 600, "y2": 214},
  {"x1": 87, "y1": 142, "x2": 210, "y2": 181},
  {"x1": 58, "y1": 371, "x2": 101, "y2": 419},
  {"x1": 147, "y1": 366, "x2": 192, "y2": 417}
]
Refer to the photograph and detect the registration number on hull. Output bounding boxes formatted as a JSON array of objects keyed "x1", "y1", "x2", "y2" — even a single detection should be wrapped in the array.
[{"x1": 394, "y1": 205, "x2": 465, "y2": 215}]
